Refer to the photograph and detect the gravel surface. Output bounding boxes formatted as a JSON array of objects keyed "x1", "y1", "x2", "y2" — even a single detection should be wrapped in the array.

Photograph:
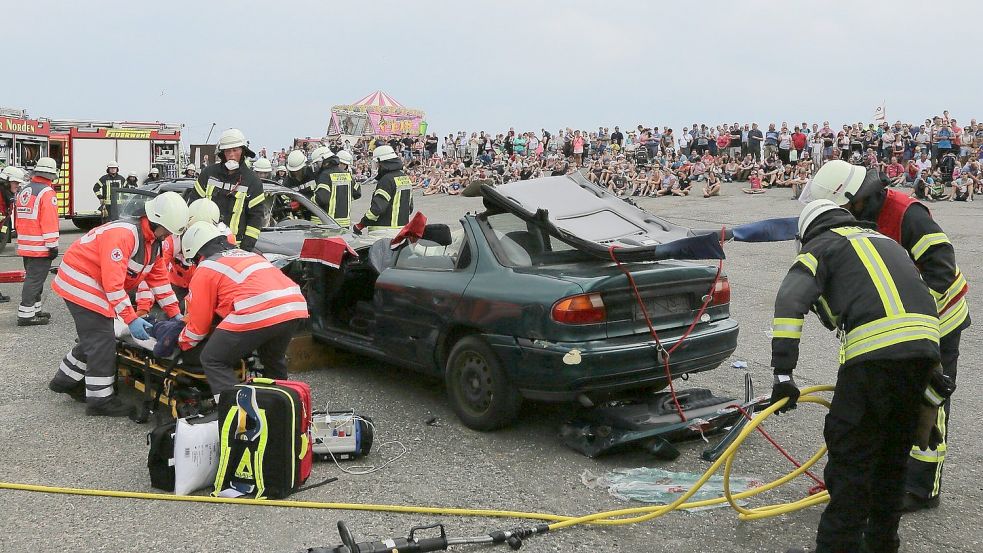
[{"x1": 0, "y1": 183, "x2": 979, "y2": 552}]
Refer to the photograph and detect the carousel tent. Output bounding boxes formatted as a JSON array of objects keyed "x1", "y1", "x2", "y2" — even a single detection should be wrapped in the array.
[{"x1": 327, "y1": 90, "x2": 426, "y2": 137}]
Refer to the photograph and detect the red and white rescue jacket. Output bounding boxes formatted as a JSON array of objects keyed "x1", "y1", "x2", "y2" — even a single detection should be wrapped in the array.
[
  {"x1": 178, "y1": 248, "x2": 309, "y2": 350},
  {"x1": 52, "y1": 218, "x2": 180, "y2": 324},
  {"x1": 135, "y1": 223, "x2": 236, "y2": 311},
  {"x1": 15, "y1": 176, "x2": 59, "y2": 257}
]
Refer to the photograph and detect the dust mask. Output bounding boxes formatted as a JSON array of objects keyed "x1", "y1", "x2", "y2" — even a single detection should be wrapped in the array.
[{"x1": 224, "y1": 159, "x2": 239, "y2": 171}]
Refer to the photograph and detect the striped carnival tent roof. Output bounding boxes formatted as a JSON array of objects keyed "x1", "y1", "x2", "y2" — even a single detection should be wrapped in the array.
[{"x1": 353, "y1": 90, "x2": 404, "y2": 109}]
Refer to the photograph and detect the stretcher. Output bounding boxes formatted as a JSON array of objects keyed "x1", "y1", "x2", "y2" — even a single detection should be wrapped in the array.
[{"x1": 115, "y1": 338, "x2": 251, "y2": 419}]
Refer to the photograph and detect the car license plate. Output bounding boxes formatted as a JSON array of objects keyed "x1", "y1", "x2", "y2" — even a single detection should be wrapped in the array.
[{"x1": 634, "y1": 294, "x2": 691, "y2": 318}]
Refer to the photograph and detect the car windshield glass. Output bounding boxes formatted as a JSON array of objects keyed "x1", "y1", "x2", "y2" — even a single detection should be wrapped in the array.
[
  {"x1": 480, "y1": 212, "x2": 592, "y2": 267},
  {"x1": 117, "y1": 190, "x2": 154, "y2": 219},
  {"x1": 262, "y1": 192, "x2": 340, "y2": 229}
]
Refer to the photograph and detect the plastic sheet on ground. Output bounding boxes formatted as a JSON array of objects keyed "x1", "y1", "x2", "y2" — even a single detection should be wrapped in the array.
[{"x1": 582, "y1": 467, "x2": 765, "y2": 511}]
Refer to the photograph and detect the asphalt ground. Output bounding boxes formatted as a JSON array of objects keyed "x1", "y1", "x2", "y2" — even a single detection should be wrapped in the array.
[{"x1": 0, "y1": 183, "x2": 979, "y2": 552}]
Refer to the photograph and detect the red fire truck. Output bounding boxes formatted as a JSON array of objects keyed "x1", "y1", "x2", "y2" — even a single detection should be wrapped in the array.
[
  {"x1": 0, "y1": 108, "x2": 51, "y2": 167},
  {"x1": 46, "y1": 120, "x2": 182, "y2": 229}
]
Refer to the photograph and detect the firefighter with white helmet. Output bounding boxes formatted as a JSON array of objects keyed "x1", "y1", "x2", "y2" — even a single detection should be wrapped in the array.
[
  {"x1": 776, "y1": 199, "x2": 945, "y2": 553},
  {"x1": 354, "y1": 145, "x2": 413, "y2": 234},
  {"x1": 184, "y1": 163, "x2": 198, "y2": 178},
  {"x1": 49, "y1": 191, "x2": 189, "y2": 417},
  {"x1": 124, "y1": 171, "x2": 139, "y2": 188},
  {"x1": 802, "y1": 158, "x2": 969, "y2": 512},
  {"x1": 314, "y1": 148, "x2": 361, "y2": 227},
  {"x1": 145, "y1": 167, "x2": 162, "y2": 185},
  {"x1": 93, "y1": 160, "x2": 125, "y2": 223},
  {"x1": 191, "y1": 128, "x2": 265, "y2": 252},
  {"x1": 275, "y1": 164, "x2": 287, "y2": 184},
  {"x1": 252, "y1": 158, "x2": 273, "y2": 180}
]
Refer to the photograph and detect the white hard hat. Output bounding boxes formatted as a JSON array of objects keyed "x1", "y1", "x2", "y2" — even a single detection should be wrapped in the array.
[
  {"x1": 2, "y1": 166, "x2": 26, "y2": 184},
  {"x1": 188, "y1": 198, "x2": 221, "y2": 225},
  {"x1": 275, "y1": 165, "x2": 287, "y2": 173},
  {"x1": 33, "y1": 157, "x2": 59, "y2": 177},
  {"x1": 798, "y1": 199, "x2": 845, "y2": 242},
  {"x1": 253, "y1": 158, "x2": 273, "y2": 173},
  {"x1": 145, "y1": 191, "x2": 190, "y2": 235},
  {"x1": 336, "y1": 150, "x2": 354, "y2": 166},
  {"x1": 185, "y1": 163, "x2": 197, "y2": 172},
  {"x1": 372, "y1": 145, "x2": 398, "y2": 162},
  {"x1": 181, "y1": 221, "x2": 224, "y2": 260},
  {"x1": 286, "y1": 150, "x2": 307, "y2": 172},
  {"x1": 127, "y1": 171, "x2": 138, "y2": 178},
  {"x1": 800, "y1": 159, "x2": 866, "y2": 206},
  {"x1": 217, "y1": 128, "x2": 248, "y2": 150},
  {"x1": 310, "y1": 146, "x2": 334, "y2": 165},
  {"x1": 107, "y1": 161, "x2": 119, "y2": 170},
  {"x1": 149, "y1": 167, "x2": 160, "y2": 175}
]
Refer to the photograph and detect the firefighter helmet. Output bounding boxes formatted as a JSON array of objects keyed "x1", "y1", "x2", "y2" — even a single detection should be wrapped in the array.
[
  {"x1": 127, "y1": 171, "x2": 138, "y2": 178},
  {"x1": 2, "y1": 166, "x2": 26, "y2": 184},
  {"x1": 146, "y1": 191, "x2": 190, "y2": 235},
  {"x1": 216, "y1": 128, "x2": 255, "y2": 158},
  {"x1": 181, "y1": 221, "x2": 224, "y2": 260},
  {"x1": 149, "y1": 167, "x2": 160, "y2": 175},
  {"x1": 372, "y1": 145, "x2": 398, "y2": 162},
  {"x1": 253, "y1": 158, "x2": 273, "y2": 174},
  {"x1": 286, "y1": 150, "x2": 307, "y2": 172},
  {"x1": 185, "y1": 163, "x2": 197, "y2": 172},
  {"x1": 188, "y1": 198, "x2": 221, "y2": 225},
  {"x1": 800, "y1": 159, "x2": 867, "y2": 206},
  {"x1": 276, "y1": 165, "x2": 287, "y2": 174},
  {"x1": 798, "y1": 199, "x2": 845, "y2": 241},
  {"x1": 33, "y1": 157, "x2": 59, "y2": 178},
  {"x1": 310, "y1": 146, "x2": 334, "y2": 166},
  {"x1": 107, "y1": 161, "x2": 119, "y2": 170},
  {"x1": 336, "y1": 150, "x2": 354, "y2": 167}
]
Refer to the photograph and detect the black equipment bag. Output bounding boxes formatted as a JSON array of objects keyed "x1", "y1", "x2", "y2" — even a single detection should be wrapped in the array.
[
  {"x1": 212, "y1": 381, "x2": 305, "y2": 499},
  {"x1": 147, "y1": 420, "x2": 178, "y2": 491}
]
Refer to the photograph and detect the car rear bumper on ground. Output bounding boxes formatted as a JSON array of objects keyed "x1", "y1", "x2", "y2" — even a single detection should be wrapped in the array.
[{"x1": 485, "y1": 318, "x2": 740, "y2": 402}]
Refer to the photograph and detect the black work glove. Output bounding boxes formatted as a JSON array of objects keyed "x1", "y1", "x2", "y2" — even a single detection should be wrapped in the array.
[
  {"x1": 47, "y1": 247, "x2": 58, "y2": 259},
  {"x1": 770, "y1": 374, "x2": 800, "y2": 414},
  {"x1": 239, "y1": 236, "x2": 257, "y2": 252},
  {"x1": 352, "y1": 222, "x2": 365, "y2": 235},
  {"x1": 914, "y1": 405, "x2": 944, "y2": 450}
]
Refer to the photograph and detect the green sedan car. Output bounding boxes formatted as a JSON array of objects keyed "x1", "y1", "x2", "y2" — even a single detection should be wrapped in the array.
[{"x1": 306, "y1": 173, "x2": 739, "y2": 430}]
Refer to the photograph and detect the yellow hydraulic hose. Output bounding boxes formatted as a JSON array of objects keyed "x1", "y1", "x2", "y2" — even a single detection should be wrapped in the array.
[{"x1": 0, "y1": 385, "x2": 834, "y2": 531}]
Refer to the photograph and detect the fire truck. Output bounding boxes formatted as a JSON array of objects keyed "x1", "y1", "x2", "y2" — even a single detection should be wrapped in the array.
[
  {"x1": 0, "y1": 108, "x2": 51, "y2": 167},
  {"x1": 46, "y1": 120, "x2": 182, "y2": 229}
]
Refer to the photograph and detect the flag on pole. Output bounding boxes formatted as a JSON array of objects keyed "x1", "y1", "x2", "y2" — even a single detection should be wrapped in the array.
[{"x1": 873, "y1": 102, "x2": 886, "y2": 122}]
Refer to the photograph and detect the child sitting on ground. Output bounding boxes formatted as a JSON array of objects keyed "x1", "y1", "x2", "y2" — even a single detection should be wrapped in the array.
[{"x1": 742, "y1": 169, "x2": 766, "y2": 194}]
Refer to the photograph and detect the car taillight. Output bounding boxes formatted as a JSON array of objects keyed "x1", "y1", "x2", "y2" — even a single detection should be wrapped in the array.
[
  {"x1": 552, "y1": 293, "x2": 606, "y2": 324},
  {"x1": 710, "y1": 277, "x2": 730, "y2": 306}
]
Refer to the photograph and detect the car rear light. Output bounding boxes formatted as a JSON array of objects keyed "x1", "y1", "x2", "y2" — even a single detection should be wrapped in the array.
[
  {"x1": 552, "y1": 293, "x2": 606, "y2": 324},
  {"x1": 709, "y1": 277, "x2": 730, "y2": 306}
]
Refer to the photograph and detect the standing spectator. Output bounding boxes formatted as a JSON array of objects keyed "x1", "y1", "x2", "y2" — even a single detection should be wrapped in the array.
[
  {"x1": 611, "y1": 126, "x2": 624, "y2": 148},
  {"x1": 729, "y1": 124, "x2": 742, "y2": 160},
  {"x1": 792, "y1": 127, "x2": 807, "y2": 161},
  {"x1": 572, "y1": 130, "x2": 585, "y2": 167},
  {"x1": 778, "y1": 127, "x2": 793, "y2": 164},
  {"x1": 764, "y1": 123, "x2": 780, "y2": 160},
  {"x1": 748, "y1": 123, "x2": 764, "y2": 161}
]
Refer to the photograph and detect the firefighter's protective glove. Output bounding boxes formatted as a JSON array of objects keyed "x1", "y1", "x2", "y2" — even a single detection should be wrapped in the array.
[
  {"x1": 128, "y1": 317, "x2": 153, "y2": 341},
  {"x1": 239, "y1": 236, "x2": 257, "y2": 252},
  {"x1": 914, "y1": 405, "x2": 944, "y2": 450},
  {"x1": 770, "y1": 374, "x2": 800, "y2": 414},
  {"x1": 353, "y1": 222, "x2": 365, "y2": 235}
]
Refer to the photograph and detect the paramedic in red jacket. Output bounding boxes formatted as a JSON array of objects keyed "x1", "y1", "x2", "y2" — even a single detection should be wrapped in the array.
[
  {"x1": 178, "y1": 221, "x2": 308, "y2": 397},
  {"x1": 15, "y1": 158, "x2": 60, "y2": 326},
  {"x1": 48, "y1": 192, "x2": 189, "y2": 417}
]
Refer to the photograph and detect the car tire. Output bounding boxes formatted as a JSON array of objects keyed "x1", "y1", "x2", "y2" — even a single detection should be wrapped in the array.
[
  {"x1": 444, "y1": 336, "x2": 522, "y2": 431},
  {"x1": 72, "y1": 217, "x2": 100, "y2": 231}
]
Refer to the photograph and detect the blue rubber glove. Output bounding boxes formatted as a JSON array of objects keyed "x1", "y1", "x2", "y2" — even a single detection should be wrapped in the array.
[
  {"x1": 172, "y1": 313, "x2": 184, "y2": 321},
  {"x1": 128, "y1": 317, "x2": 153, "y2": 341}
]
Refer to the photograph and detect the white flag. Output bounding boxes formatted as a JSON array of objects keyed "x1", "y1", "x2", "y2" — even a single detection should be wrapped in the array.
[{"x1": 873, "y1": 103, "x2": 886, "y2": 122}]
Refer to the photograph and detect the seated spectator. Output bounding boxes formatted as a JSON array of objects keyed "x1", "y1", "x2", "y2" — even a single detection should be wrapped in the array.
[
  {"x1": 884, "y1": 156, "x2": 905, "y2": 186},
  {"x1": 735, "y1": 155, "x2": 755, "y2": 181},
  {"x1": 761, "y1": 156, "x2": 781, "y2": 187},
  {"x1": 722, "y1": 157, "x2": 738, "y2": 182},
  {"x1": 948, "y1": 173, "x2": 974, "y2": 202},
  {"x1": 703, "y1": 171, "x2": 721, "y2": 198},
  {"x1": 690, "y1": 158, "x2": 707, "y2": 181},
  {"x1": 742, "y1": 169, "x2": 766, "y2": 194}
]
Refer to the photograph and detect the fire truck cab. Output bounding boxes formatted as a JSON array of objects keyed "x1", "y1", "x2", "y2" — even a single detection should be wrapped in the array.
[{"x1": 0, "y1": 108, "x2": 50, "y2": 169}]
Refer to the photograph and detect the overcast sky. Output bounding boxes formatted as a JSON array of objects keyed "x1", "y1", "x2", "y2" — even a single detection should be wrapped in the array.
[{"x1": 8, "y1": 0, "x2": 980, "y2": 151}]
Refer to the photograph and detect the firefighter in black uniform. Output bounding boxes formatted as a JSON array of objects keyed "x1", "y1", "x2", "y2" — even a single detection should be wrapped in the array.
[
  {"x1": 314, "y1": 149, "x2": 361, "y2": 228},
  {"x1": 283, "y1": 149, "x2": 315, "y2": 196},
  {"x1": 774, "y1": 200, "x2": 948, "y2": 553},
  {"x1": 804, "y1": 159, "x2": 969, "y2": 511},
  {"x1": 144, "y1": 167, "x2": 161, "y2": 185},
  {"x1": 93, "y1": 161, "x2": 125, "y2": 222},
  {"x1": 124, "y1": 171, "x2": 139, "y2": 188},
  {"x1": 353, "y1": 145, "x2": 413, "y2": 234},
  {"x1": 191, "y1": 128, "x2": 265, "y2": 252}
]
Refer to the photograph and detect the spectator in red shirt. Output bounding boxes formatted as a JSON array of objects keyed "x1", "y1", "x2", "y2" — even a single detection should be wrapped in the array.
[
  {"x1": 791, "y1": 127, "x2": 808, "y2": 159},
  {"x1": 884, "y1": 156, "x2": 905, "y2": 186}
]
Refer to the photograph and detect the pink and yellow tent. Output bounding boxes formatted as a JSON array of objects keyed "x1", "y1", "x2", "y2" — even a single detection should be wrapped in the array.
[{"x1": 328, "y1": 91, "x2": 426, "y2": 137}]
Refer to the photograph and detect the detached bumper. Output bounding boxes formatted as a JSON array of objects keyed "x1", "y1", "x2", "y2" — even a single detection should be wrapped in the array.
[{"x1": 486, "y1": 319, "x2": 739, "y2": 402}]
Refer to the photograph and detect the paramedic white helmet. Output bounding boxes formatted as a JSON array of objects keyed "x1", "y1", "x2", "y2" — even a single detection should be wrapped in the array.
[
  {"x1": 181, "y1": 221, "x2": 223, "y2": 260},
  {"x1": 2, "y1": 166, "x2": 27, "y2": 184},
  {"x1": 33, "y1": 157, "x2": 59, "y2": 179},
  {"x1": 799, "y1": 159, "x2": 867, "y2": 206},
  {"x1": 188, "y1": 198, "x2": 221, "y2": 225},
  {"x1": 146, "y1": 191, "x2": 190, "y2": 235}
]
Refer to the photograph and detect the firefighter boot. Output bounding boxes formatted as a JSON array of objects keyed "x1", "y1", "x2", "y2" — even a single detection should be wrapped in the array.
[
  {"x1": 86, "y1": 396, "x2": 135, "y2": 418},
  {"x1": 34, "y1": 302, "x2": 50, "y2": 319},
  {"x1": 17, "y1": 315, "x2": 50, "y2": 326},
  {"x1": 48, "y1": 378, "x2": 86, "y2": 403}
]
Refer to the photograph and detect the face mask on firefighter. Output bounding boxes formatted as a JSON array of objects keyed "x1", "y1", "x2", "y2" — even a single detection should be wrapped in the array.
[{"x1": 224, "y1": 159, "x2": 240, "y2": 172}]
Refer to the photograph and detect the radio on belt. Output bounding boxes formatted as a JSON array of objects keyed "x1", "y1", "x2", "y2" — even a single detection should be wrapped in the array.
[{"x1": 311, "y1": 411, "x2": 374, "y2": 460}]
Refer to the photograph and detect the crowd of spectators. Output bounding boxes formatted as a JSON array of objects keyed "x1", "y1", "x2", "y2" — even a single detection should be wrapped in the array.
[{"x1": 265, "y1": 112, "x2": 983, "y2": 203}]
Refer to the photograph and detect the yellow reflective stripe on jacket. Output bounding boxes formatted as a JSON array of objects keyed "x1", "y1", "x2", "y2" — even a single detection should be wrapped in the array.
[
  {"x1": 195, "y1": 180, "x2": 208, "y2": 197},
  {"x1": 228, "y1": 191, "x2": 246, "y2": 240},
  {"x1": 391, "y1": 176, "x2": 412, "y2": 227},
  {"x1": 374, "y1": 188, "x2": 392, "y2": 202},
  {"x1": 772, "y1": 317, "x2": 804, "y2": 339},
  {"x1": 795, "y1": 253, "x2": 818, "y2": 276},
  {"x1": 842, "y1": 313, "x2": 939, "y2": 362},
  {"x1": 244, "y1": 226, "x2": 261, "y2": 239},
  {"x1": 833, "y1": 228, "x2": 905, "y2": 316},
  {"x1": 939, "y1": 299, "x2": 968, "y2": 337},
  {"x1": 248, "y1": 192, "x2": 266, "y2": 209},
  {"x1": 816, "y1": 296, "x2": 838, "y2": 327},
  {"x1": 910, "y1": 232, "x2": 950, "y2": 262}
]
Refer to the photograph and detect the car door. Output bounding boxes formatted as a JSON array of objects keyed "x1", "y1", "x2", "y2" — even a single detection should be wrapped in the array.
[{"x1": 373, "y1": 225, "x2": 476, "y2": 372}]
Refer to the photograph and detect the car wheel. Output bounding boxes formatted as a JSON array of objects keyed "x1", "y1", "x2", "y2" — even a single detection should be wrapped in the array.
[
  {"x1": 72, "y1": 217, "x2": 100, "y2": 231},
  {"x1": 444, "y1": 336, "x2": 522, "y2": 431}
]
